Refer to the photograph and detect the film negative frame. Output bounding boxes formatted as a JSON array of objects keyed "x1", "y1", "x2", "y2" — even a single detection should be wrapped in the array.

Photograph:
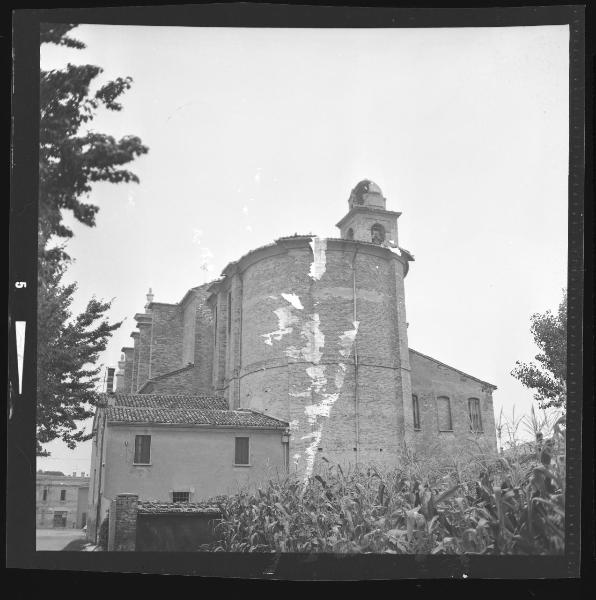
[{"x1": 7, "y1": 3, "x2": 588, "y2": 580}]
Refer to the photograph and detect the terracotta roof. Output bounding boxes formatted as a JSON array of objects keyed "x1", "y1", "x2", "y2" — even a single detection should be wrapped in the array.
[
  {"x1": 106, "y1": 405, "x2": 288, "y2": 429},
  {"x1": 137, "y1": 501, "x2": 221, "y2": 514},
  {"x1": 110, "y1": 394, "x2": 228, "y2": 410}
]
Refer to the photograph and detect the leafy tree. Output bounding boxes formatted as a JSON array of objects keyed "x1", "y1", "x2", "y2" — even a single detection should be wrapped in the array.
[
  {"x1": 511, "y1": 290, "x2": 567, "y2": 411},
  {"x1": 37, "y1": 261, "x2": 122, "y2": 455},
  {"x1": 37, "y1": 24, "x2": 147, "y2": 455},
  {"x1": 39, "y1": 23, "x2": 148, "y2": 249}
]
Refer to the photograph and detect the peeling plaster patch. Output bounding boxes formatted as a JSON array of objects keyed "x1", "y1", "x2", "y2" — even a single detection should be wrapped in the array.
[
  {"x1": 300, "y1": 313, "x2": 324, "y2": 363},
  {"x1": 284, "y1": 346, "x2": 301, "y2": 359},
  {"x1": 299, "y1": 320, "x2": 359, "y2": 486},
  {"x1": 289, "y1": 390, "x2": 311, "y2": 398},
  {"x1": 309, "y1": 237, "x2": 327, "y2": 280},
  {"x1": 281, "y1": 293, "x2": 303, "y2": 310},
  {"x1": 339, "y1": 322, "x2": 360, "y2": 357},
  {"x1": 335, "y1": 362, "x2": 347, "y2": 390},
  {"x1": 261, "y1": 307, "x2": 298, "y2": 345},
  {"x1": 305, "y1": 393, "x2": 339, "y2": 423},
  {"x1": 268, "y1": 295, "x2": 278, "y2": 300},
  {"x1": 306, "y1": 365, "x2": 327, "y2": 392}
]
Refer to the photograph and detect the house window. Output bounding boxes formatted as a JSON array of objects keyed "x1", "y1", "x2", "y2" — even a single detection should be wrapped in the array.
[
  {"x1": 42, "y1": 488, "x2": 48, "y2": 501},
  {"x1": 346, "y1": 228, "x2": 354, "y2": 240},
  {"x1": 235, "y1": 437, "x2": 250, "y2": 465},
  {"x1": 437, "y1": 396, "x2": 453, "y2": 431},
  {"x1": 172, "y1": 491, "x2": 190, "y2": 503},
  {"x1": 60, "y1": 489, "x2": 66, "y2": 501},
  {"x1": 468, "y1": 398, "x2": 483, "y2": 433},
  {"x1": 227, "y1": 292, "x2": 232, "y2": 334},
  {"x1": 412, "y1": 395, "x2": 421, "y2": 430},
  {"x1": 134, "y1": 435, "x2": 151, "y2": 464}
]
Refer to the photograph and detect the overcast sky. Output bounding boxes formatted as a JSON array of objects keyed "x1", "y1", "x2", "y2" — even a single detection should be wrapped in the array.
[{"x1": 37, "y1": 24, "x2": 569, "y2": 475}]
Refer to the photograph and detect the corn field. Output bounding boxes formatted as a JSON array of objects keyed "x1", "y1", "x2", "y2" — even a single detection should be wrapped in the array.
[{"x1": 201, "y1": 416, "x2": 565, "y2": 554}]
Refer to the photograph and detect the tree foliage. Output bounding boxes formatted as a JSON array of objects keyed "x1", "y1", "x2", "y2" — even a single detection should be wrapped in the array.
[
  {"x1": 39, "y1": 23, "x2": 148, "y2": 247},
  {"x1": 37, "y1": 261, "x2": 122, "y2": 455},
  {"x1": 511, "y1": 291, "x2": 567, "y2": 410},
  {"x1": 37, "y1": 24, "x2": 147, "y2": 455}
]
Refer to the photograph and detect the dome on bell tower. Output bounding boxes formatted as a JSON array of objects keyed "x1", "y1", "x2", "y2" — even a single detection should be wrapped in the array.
[{"x1": 348, "y1": 179, "x2": 386, "y2": 210}]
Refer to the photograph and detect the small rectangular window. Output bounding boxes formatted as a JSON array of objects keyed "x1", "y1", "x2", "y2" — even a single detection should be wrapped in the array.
[
  {"x1": 412, "y1": 395, "x2": 421, "y2": 430},
  {"x1": 282, "y1": 441, "x2": 289, "y2": 473},
  {"x1": 227, "y1": 292, "x2": 232, "y2": 334},
  {"x1": 134, "y1": 435, "x2": 151, "y2": 464},
  {"x1": 60, "y1": 489, "x2": 66, "y2": 501},
  {"x1": 468, "y1": 398, "x2": 483, "y2": 433},
  {"x1": 42, "y1": 488, "x2": 48, "y2": 501},
  {"x1": 437, "y1": 396, "x2": 453, "y2": 431},
  {"x1": 214, "y1": 305, "x2": 218, "y2": 346},
  {"x1": 235, "y1": 437, "x2": 249, "y2": 465},
  {"x1": 172, "y1": 491, "x2": 190, "y2": 503}
]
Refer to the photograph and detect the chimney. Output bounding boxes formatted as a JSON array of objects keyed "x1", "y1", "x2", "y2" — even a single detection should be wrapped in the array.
[
  {"x1": 72, "y1": 471, "x2": 76, "y2": 477},
  {"x1": 106, "y1": 367, "x2": 116, "y2": 394},
  {"x1": 80, "y1": 472, "x2": 85, "y2": 477}
]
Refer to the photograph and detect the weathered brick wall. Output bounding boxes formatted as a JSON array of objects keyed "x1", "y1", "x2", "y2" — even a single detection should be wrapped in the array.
[
  {"x1": 151, "y1": 303, "x2": 183, "y2": 378},
  {"x1": 122, "y1": 347, "x2": 134, "y2": 394},
  {"x1": 135, "y1": 316, "x2": 153, "y2": 391},
  {"x1": 182, "y1": 295, "x2": 197, "y2": 366},
  {"x1": 212, "y1": 291, "x2": 228, "y2": 398},
  {"x1": 130, "y1": 332, "x2": 140, "y2": 394},
  {"x1": 409, "y1": 349, "x2": 498, "y2": 461},
  {"x1": 192, "y1": 285, "x2": 215, "y2": 394},
  {"x1": 139, "y1": 365, "x2": 196, "y2": 395},
  {"x1": 216, "y1": 237, "x2": 412, "y2": 475},
  {"x1": 107, "y1": 493, "x2": 138, "y2": 551},
  {"x1": 341, "y1": 211, "x2": 399, "y2": 246}
]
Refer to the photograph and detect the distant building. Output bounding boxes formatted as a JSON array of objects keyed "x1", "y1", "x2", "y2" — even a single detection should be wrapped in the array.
[
  {"x1": 36, "y1": 471, "x2": 89, "y2": 529},
  {"x1": 88, "y1": 180, "x2": 498, "y2": 541}
]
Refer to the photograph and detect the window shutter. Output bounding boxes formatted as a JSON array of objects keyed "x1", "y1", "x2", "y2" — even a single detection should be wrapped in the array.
[
  {"x1": 235, "y1": 437, "x2": 249, "y2": 465},
  {"x1": 134, "y1": 435, "x2": 151, "y2": 464},
  {"x1": 437, "y1": 397, "x2": 452, "y2": 431}
]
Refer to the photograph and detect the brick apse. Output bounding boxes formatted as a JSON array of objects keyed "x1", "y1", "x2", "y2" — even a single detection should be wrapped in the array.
[{"x1": 112, "y1": 180, "x2": 498, "y2": 480}]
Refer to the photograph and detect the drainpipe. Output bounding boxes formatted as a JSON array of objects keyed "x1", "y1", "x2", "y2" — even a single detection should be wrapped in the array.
[
  {"x1": 95, "y1": 409, "x2": 107, "y2": 544},
  {"x1": 351, "y1": 246, "x2": 359, "y2": 466}
]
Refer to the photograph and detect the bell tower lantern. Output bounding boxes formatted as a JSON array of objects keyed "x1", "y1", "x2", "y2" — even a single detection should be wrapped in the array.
[{"x1": 336, "y1": 180, "x2": 401, "y2": 246}]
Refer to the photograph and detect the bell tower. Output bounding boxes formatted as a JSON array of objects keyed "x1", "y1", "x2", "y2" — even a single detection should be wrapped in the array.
[{"x1": 336, "y1": 180, "x2": 401, "y2": 246}]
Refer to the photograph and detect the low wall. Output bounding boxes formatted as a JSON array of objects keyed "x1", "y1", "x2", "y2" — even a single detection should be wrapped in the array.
[
  {"x1": 136, "y1": 512, "x2": 220, "y2": 551},
  {"x1": 107, "y1": 494, "x2": 221, "y2": 551}
]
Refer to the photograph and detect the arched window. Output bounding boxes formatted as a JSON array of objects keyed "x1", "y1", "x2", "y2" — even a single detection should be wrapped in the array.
[
  {"x1": 371, "y1": 223, "x2": 385, "y2": 244},
  {"x1": 412, "y1": 394, "x2": 421, "y2": 430},
  {"x1": 346, "y1": 228, "x2": 354, "y2": 240},
  {"x1": 437, "y1": 396, "x2": 452, "y2": 431},
  {"x1": 468, "y1": 398, "x2": 483, "y2": 432}
]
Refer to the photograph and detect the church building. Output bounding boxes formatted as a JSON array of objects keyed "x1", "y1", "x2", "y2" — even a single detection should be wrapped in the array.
[{"x1": 87, "y1": 180, "x2": 498, "y2": 541}]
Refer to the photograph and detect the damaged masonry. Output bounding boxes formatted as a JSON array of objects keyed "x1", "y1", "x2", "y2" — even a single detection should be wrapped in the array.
[{"x1": 88, "y1": 180, "x2": 498, "y2": 540}]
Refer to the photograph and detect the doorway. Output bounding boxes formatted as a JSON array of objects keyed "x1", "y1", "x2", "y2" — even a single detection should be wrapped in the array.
[{"x1": 53, "y1": 511, "x2": 67, "y2": 528}]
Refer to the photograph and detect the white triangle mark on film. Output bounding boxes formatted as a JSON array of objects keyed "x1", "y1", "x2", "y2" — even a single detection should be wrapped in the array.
[{"x1": 16, "y1": 321, "x2": 25, "y2": 395}]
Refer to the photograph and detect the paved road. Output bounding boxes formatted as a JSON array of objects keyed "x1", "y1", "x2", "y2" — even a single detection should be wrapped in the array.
[{"x1": 36, "y1": 528, "x2": 86, "y2": 551}]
